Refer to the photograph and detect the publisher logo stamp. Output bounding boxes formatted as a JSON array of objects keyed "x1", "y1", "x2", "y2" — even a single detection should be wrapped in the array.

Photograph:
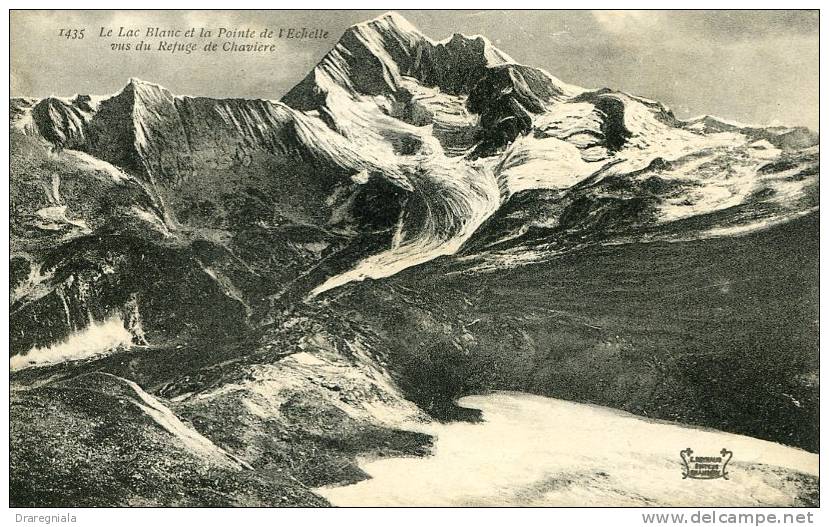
[{"x1": 680, "y1": 448, "x2": 733, "y2": 480}]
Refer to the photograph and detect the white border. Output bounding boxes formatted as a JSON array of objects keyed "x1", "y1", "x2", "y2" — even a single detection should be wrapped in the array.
[{"x1": 1, "y1": 2, "x2": 824, "y2": 525}]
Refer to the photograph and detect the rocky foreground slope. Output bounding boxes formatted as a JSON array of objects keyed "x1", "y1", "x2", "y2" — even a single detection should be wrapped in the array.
[{"x1": 9, "y1": 12, "x2": 819, "y2": 506}]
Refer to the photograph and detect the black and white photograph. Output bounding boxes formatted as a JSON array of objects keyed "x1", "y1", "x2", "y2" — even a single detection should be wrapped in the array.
[{"x1": 4, "y1": 5, "x2": 822, "y2": 518}]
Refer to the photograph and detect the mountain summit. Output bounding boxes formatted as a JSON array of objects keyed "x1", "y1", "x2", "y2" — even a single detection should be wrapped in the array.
[
  {"x1": 283, "y1": 11, "x2": 520, "y2": 107},
  {"x1": 283, "y1": 12, "x2": 581, "y2": 155}
]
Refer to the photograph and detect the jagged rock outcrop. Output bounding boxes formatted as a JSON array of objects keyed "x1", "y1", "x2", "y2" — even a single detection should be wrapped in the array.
[
  {"x1": 283, "y1": 13, "x2": 511, "y2": 109},
  {"x1": 282, "y1": 11, "x2": 579, "y2": 154},
  {"x1": 683, "y1": 114, "x2": 818, "y2": 150},
  {"x1": 29, "y1": 95, "x2": 98, "y2": 148}
]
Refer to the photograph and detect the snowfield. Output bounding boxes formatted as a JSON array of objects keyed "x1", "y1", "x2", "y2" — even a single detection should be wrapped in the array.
[{"x1": 319, "y1": 392, "x2": 818, "y2": 506}]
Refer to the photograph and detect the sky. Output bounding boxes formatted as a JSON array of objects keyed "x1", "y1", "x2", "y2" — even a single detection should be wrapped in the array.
[{"x1": 10, "y1": 10, "x2": 819, "y2": 129}]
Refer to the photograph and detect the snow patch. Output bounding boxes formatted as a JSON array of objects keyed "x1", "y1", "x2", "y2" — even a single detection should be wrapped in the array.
[
  {"x1": 10, "y1": 315, "x2": 133, "y2": 371},
  {"x1": 320, "y1": 392, "x2": 818, "y2": 506}
]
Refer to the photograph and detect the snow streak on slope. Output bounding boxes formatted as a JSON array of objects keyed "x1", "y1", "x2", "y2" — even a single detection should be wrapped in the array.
[
  {"x1": 10, "y1": 314, "x2": 133, "y2": 371},
  {"x1": 312, "y1": 148, "x2": 500, "y2": 295},
  {"x1": 116, "y1": 374, "x2": 251, "y2": 469}
]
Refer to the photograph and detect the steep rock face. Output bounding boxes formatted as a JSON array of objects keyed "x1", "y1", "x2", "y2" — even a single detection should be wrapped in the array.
[
  {"x1": 417, "y1": 33, "x2": 511, "y2": 95},
  {"x1": 468, "y1": 64, "x2": 575, "y2": 116},
  {"x1": 273, "y1": 11, "x2": 810, "y2": 294},
  {"x1": 30, "y1": 95, "x2": 98, "y2": 149},
  {"x1": 9, "y1": 124, "x2": 167, "y2": 252},
  {"x1": 282, "y1": 13, "x2": 498, "y2": 109},
  {"x1": 466, "y1": 64, "x2": 576, "y2": 157},
  {"x1": 8, "y1": 15, "x2": 820, "y2": 405},
  {"x1": 87, "y1": 79, "x2": 189, "y2": 184},
  {"x1": 282, "y1": 11, "x2": 577, "y2": 145},
  {"x1": 19, "y1": 78, "x2": 410, "y2": 234}
]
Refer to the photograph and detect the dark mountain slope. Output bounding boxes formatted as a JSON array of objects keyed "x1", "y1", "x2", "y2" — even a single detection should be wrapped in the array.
[{"x1": 331, "y1": 211, "x2": 819, "y2": 451}]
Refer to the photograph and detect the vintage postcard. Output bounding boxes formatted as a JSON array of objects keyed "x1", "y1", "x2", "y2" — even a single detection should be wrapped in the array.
[{"x1": 6, "y1": 7, "x2": 820, "y2": 516}]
